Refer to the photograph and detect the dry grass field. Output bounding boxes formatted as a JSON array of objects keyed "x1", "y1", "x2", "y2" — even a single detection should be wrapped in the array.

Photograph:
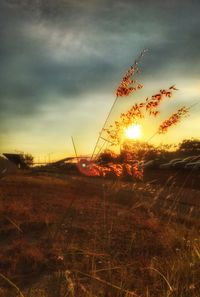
[{"x1": 0, "y1": 171, "x2": 200, "y2": 297}]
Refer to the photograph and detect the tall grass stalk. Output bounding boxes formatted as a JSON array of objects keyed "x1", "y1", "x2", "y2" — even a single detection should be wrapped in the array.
[{"x1": 0, "y1": 273, "x2": 25, "y2": 297}]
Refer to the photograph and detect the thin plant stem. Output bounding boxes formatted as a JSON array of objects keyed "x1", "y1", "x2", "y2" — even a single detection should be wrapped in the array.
[
  {"x1": 71, "y1": 136, "x2": 79, "y2": 162},
  {"x1": 148, "y1": 267, "x2": 173, "y2": 292},
  {"x1": 74, "y1": 270, "x2": 141, "y2": 297},
  {"x1": 0, "y1": 273, "x2": 25, "y2": 297},
  {"x1": 91, "y1": 96, "x2": 119, "y2": 160}
]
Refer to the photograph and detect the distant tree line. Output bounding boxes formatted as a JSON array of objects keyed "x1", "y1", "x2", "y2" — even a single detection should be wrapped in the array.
[
  {"x1": 178, "y1": 139, "x2": 200, "y2": 155},
  {"x1": 97, "y1": 138, "x2": 200, "y2": 165}
]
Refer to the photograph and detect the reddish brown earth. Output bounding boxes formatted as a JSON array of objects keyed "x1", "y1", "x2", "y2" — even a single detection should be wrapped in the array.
[{"x1": 0, "y1": 172, "x2": 199, "y2": 297}]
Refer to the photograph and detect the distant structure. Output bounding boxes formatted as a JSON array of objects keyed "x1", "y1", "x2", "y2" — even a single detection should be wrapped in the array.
[
  {"x1": 3, "y1": 153, "x2": 28, "y2": 169},
  {"x1": 0, "y1": 155, "x2": 18, "y2": 178},
  {"x1": 51, "y1": 157, "x2": 76, "y2": 166}
]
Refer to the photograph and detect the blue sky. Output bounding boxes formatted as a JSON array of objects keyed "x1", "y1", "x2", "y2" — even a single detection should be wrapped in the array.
[{"x1": 0, "y1": 0, "x2": 199, "y2": 160}]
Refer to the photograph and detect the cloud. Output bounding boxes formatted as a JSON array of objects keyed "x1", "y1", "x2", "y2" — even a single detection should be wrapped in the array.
[{"x1": 0, "y1": 0, "x2": 200, "y2": 143}]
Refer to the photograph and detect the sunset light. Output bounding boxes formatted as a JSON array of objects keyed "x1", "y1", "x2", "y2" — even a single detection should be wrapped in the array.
[
  {"x1": 125, "y1": 124, "x2": 142, "y2": 140},
  {"x1": 1, "y1": 2, "x2": 200, "y2": 296}
]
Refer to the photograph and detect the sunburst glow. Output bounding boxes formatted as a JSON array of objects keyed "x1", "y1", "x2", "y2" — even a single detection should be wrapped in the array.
[{"x1": 125, "y1": 124, "x2": 142, "y2": 139}]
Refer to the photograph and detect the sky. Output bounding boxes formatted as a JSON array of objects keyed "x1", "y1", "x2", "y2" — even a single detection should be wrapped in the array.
[{"x1": 0, "y1": 0, "x2": 200, "y2": 161}]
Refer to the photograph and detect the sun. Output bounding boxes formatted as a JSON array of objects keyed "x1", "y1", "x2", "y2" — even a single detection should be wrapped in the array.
[{"x1": 125, "y1": 124, "x2": 142, "y2": 139}]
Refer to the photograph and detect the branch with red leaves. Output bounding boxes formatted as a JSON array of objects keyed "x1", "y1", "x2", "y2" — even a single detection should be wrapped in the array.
[
  {"x1": 104, "y1": 86, "x2": 178, "y2": 145},
  {"x1": 145, "y1": 85, "x2": 178, "y2": 116},
  {"x1": 115, "y1": 49, "x2": 147, "y2": 97},
  {"x1": 158, "y1": 106, "x2": 189, "y2": 134}
]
